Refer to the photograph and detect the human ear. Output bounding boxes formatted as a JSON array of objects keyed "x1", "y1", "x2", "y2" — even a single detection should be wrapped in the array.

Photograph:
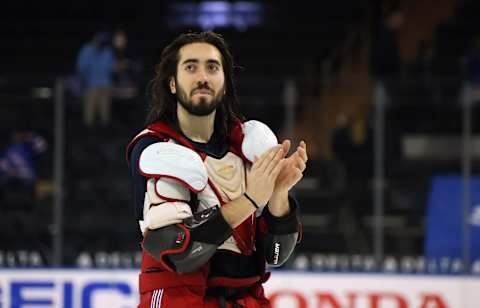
[{"x1": 169, "y1": 77, "x2": 176, "y2": 94}]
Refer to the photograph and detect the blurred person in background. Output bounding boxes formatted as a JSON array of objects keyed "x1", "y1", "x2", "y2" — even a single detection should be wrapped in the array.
[
  {"x1": 76, "y1": 31, "x2": 116, "y2": 128},
  {"x1": 0, "y1": 131, "x2": 47, "y2": 207},
  {"x1": 112, "y1": 29, "x2": 143, "y2": 100},
  {"x1": 127, "y1": 31, "x2": 307, "y2": 307}
]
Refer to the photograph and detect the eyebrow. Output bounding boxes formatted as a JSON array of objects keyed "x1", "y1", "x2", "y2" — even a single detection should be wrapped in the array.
[{"x1": 181, "y1": 58, "x2": 222, "y2": 66}]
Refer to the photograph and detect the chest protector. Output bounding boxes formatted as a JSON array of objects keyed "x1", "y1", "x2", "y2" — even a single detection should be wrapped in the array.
[{"x1": 127, "y1": 120, "x2": 278, "y2": 285}]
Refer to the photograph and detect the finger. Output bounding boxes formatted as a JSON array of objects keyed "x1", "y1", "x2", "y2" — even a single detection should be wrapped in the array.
[
  {"x1": 281, "y1": 139, "x2": 291, "y2": 156},
  {"x1": 297, "y1": 146, "x2": 308, "y2": 162},
  {"x1": 270, "y1": 158, "x2": 285, "y2": 180},
  {"x1": 288, "y1": 151, "x2": 300, "y2": 164},
  {"x1": 294, "y1": 169, "x2": 303, "y2": 182},
  {"x1": 254, "y1": 145, "x2": 279, "y2": 170},
  {"x1": 294, "y1": 150, "x2": 306, "y2": 165},
  {"x1": 297, "y1": 159, "x2": 306, "y2": 172},
  {"x1": 265, "y1": 146, "x2": 284, "y2": 174},
  {"x1": 300, "y1": 140, "x2": 307, "y2": 158}
]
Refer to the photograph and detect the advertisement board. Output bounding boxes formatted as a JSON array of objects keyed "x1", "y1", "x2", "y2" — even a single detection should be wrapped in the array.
[
  {"x1": 0, "y1": 270, "x2": 479, "y2": 308},
  {"x1": 264, "y1": 272, "x2": 480, "y2": 308},
  {"x1": 0, "y1": 270, "x2": 138, "y2": 308}
]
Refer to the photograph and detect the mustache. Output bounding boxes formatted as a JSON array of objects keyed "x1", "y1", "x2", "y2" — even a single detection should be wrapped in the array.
[{"x1": 191, "y1": 84, "x2": 214, "y2": 95}]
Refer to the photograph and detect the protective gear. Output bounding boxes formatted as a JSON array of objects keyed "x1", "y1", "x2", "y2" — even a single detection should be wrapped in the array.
[
  {"x1": 261, "y1": 198, "x2": 301, "y2": 267},
  {"x1": 264, "y1": 232, "x2": 299, "y2": 267},
  {"x1": 139, "y1": 142, "x2": 208, "y2": 192},
  {"x1": 151, "y1": 177, "x2": 191, "y2": 202},
  {"x1": 126, "y1": 120, "x2": 301, "y2": 299},
  {"x1": 241, "y1": 120, "x2": 278, "y2": 163},
  {"x1": 143, "y1": 206, "x2": 232, "y2": 274},
  {"x1": 141, "y1": 176, "x2": 193, "y2": 232},
  {"x1": 146, "y1": 202, "x2": 193, "y2": 230},
  {"x1": 131, "y1": 122, "x2": 262, "y2": 256}
]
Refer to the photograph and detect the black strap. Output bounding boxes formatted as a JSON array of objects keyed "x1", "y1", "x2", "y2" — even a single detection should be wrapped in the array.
[{"x1": 244, "y1": 193, "x2": 259, "y2": 209}]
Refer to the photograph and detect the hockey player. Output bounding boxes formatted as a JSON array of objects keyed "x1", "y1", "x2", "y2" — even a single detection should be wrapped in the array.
[{"x1": 127, "y1": 31, "x2": 307, "y2": 308}]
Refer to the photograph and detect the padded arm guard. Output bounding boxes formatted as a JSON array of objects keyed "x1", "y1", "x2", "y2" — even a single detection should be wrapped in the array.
[
  {"x1": 142, "y1": 206, "x2": 233, "y2": 274},
  {"x1": 264, "y1": 232, "x2": 299, "y2": 267},
  {"x1": 262, "y1": 197, "x2": 301, "y2": 267}
]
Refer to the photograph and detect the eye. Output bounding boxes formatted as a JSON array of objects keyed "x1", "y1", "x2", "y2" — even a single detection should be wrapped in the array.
[
  {"x1": 208, "y1": 64, "x2": 220, "y2": 73},
  {"x1": 185, "y1": 64, "x2": 195, "y2": 72}
]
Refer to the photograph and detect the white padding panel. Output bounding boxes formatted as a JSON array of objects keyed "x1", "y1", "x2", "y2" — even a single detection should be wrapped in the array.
[
  {"x1": 146, "y1": 202, "x2": 193, "y2": 230},
  {"x1": 139, "y1": 142, "x2": 208, "y2": 192},
  {"x1": 155, "y1": 178, "x2": 190, "y2": 201}
]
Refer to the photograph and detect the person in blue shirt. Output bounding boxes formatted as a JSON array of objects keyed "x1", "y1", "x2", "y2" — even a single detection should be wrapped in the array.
[
  {"x1": 77, "y1": 31, "x2": 116, "y2": 127},
  {"x1": 0, "y1": 131, "x2": 47, "y2": 204}
]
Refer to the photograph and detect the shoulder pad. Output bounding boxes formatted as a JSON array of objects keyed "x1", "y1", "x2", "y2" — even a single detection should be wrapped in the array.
[
  {"x1": 241, "y1": 120, "x2": 278, "y2": 162},
  {"x1": 139, "y1": 142, "x2": 208, "y2": 192}
]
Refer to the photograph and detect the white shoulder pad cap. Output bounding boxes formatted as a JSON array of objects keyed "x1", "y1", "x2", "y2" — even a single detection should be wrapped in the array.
[
  {"x1": 241, "y1": 120, "x2": 278, "y2": 162},
  {"x1": 139, "y1": 142, "x2": 208, "y2": 192}
]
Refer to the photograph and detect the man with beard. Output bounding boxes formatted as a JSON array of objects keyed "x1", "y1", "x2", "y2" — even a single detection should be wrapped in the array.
[{"x1": 127, "y1": 32, "x2": 307, "y2": 308}]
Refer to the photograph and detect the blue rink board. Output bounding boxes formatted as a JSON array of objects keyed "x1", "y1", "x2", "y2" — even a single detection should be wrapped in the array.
[{"x1": 425, "y1": 175, "x2": 480, "y2": 261}]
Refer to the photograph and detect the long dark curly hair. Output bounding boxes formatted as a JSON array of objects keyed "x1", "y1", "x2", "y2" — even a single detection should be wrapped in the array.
[{"x1": 146, "y1": 31, "x2": 244, "y2": 139}]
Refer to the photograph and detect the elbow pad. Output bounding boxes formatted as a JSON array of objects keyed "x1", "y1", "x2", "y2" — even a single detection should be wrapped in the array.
[
  {"x1": 262, "y1": 197, "x2": 301, "y2": 267},
  {"x1": 142, "y1": 205, "x2": 232, "y2": 273},
  {"x1": 265, "y1": 232, "x2": 299, "y2": 267}
]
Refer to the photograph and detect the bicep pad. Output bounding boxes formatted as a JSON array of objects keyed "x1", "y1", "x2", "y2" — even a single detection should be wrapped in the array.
[
  {"x1": 139, "y1": 141, "x2": 208, "y2": 232},
  {"x1": 145, "y1": 201, "x2": 193, "y2": 230}
]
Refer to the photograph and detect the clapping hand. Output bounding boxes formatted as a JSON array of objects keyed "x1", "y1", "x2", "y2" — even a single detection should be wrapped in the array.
[{"x1": 272, "y1": 140, "x2": 308, "y2": 195}]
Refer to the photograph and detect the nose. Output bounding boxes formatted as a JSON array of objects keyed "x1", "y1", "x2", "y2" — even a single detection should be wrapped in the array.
[
  {"x1": 196, "y1": 66, "x2": 209, "y2": 82},
  {"x1": 196, "y1": 80, "x2": 209, "y2": 88},
  {"x1": 197, "y1": 67, "x2": 209, "y2": 82},
  {"x1": 195, "y1": 71, "x2": 210, "y2": 89}
]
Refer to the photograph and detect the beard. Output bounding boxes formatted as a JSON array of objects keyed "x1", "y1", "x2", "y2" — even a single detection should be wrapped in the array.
[{"x1": 176, "y1": 82, "x2": 225, "y2": 116}]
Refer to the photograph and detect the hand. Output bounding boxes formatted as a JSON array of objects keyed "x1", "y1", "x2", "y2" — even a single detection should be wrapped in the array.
[
  {"x1": 272, "y1": 140, "x2": 308, "y2": 195},
  {"x1": 245, "y1": 145, "x2": 285, "y2": 207}
]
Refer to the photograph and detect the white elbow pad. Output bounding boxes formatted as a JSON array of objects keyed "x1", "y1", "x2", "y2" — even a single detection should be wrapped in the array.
[{"x1": 241, "y1": 120, "x2": 278, "y2": 162}]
